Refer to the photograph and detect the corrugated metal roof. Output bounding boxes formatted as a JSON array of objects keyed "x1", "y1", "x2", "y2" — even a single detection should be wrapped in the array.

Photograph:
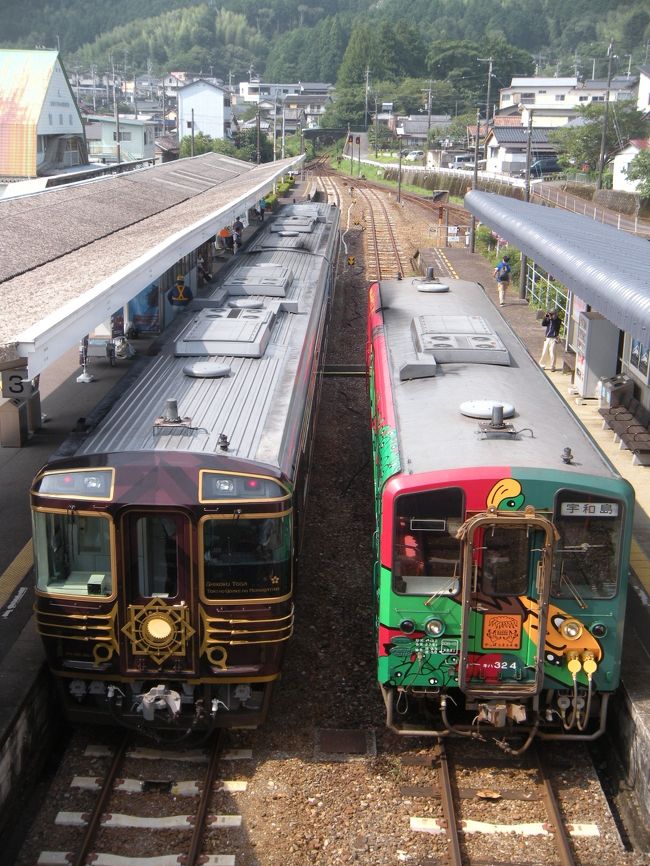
[
  {"x1": 75, "y1": 202, "x2": 339, "y2": 476},
  {"x1": 465, "y1": 191, "x2": 650, "y2": 342},
  {"x1": 379, "y1": 276, "x2": 611, "y2": 476}
]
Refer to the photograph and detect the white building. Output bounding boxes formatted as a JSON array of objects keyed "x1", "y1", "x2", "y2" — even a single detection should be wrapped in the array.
[
  {"x1": 613, "y1": 138, "x2": 650, "y2": 192},
  {"x1": 638, "y1": 67, "x2": 650, "y2": 114},
  {"x1": 84, "y1": 115, "x2": 157, "y2": 163},
  {"x1": 177, "y1": 80, "x2": 232, "y2": 142},
  {"x1": 500, "y1": 75, "x2": 638, "y2": 123},
  {"x1": 0, "y1": 48, "x2": 87, "y2": 178}
]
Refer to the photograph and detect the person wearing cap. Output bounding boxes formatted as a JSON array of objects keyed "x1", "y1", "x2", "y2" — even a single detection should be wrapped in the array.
[
  {"x1": 493, "y1": 254, "x2": 511, "y2": 306},
  {"x1": 539, "y1": 309, "x2": 562, "y2": 372}
]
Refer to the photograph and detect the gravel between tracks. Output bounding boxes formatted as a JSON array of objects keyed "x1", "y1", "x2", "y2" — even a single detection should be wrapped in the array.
[{"x1": 14, "y1": 184, "x2": 648, "y2": 866}]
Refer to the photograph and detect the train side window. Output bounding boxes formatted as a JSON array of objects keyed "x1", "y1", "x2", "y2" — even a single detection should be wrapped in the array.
[
  {"x1": 135, "y1": 515, "x2": 181, "y2": 598},
  {"x1": 551, "y1": 492, "x2": 622, "y2": 600},
  {"x1": 393, "y1": 488, "x2": 464, "y2": 595},
  {"x1": 32, "y1": 511, "x2": 113, "y2": 596}
]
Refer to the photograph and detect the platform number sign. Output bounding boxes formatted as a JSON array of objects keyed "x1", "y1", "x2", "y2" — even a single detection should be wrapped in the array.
[{"x1": 1, "y1": 370, "x2": 31, "y2": 399}]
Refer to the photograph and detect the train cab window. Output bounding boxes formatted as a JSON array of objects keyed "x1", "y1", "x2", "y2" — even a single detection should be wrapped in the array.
[
  {"x1": 134, "y1": 515, "x2": 183, "y2": 598},
  {"x1": 393, "y1": 489, "x2": 463, "y2": 595},
  {"x1": 32, "y1": 511, "x2": 113, "y2": 596},
  {"x1": 551, "y1": 492, "x2": 622, "y2": 600},
  {"x1": 202, "y1": 515, "x2": 291, "y2": 600},
  {"x1": 477, "y1": 525, "x2": 530, "y2": 596}
]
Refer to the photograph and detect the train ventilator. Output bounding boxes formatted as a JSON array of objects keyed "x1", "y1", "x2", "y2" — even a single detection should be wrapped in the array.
[{"x1": 366, "y1": 274, "x2": 634, "y2": 753}]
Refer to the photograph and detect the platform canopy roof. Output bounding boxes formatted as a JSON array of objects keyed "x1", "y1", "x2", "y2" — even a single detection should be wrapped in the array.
[
  {"x1": 465, "y1": 190, "x2": 650, "y2": 343},
  {"x1": 0, "y1": 151, "x2": 303, "y2": 377}
]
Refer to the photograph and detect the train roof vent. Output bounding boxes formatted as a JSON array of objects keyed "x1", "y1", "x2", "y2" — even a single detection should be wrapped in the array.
[
  {"x1": 270, "y1": 215, "x2": 316, "y2": 233},
  {"x1": 223, "y1": 264, "x2": 293, "y2": 297},
  {"x1": 411, "y1": 315, "x2": 510, "y2": 365},
  {"x1": 175, "y1": 306, "x2": 275, "y2": 358},
  {"x1": 183, "y1": 361, "x2": 231, "y2": 378}
]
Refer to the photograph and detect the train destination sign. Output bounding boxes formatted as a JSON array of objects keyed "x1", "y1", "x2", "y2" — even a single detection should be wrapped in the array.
[{"x1": 560, "y1": 502, "x2": 619, "y2": 517}]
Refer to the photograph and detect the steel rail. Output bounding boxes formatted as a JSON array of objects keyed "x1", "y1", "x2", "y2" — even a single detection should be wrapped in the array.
[
  {"x1": 437, "y1": 740, "x2": 464, "y2": 866},
  {"x1": 185, "y1": 731, "x2": 226, "y2": 866},
  {"x1": 533, "y1": 745, "x2": 577, "y2": 866},
  {"x1": 71, "y1": 733, "x2": 130, "y2": 866}
]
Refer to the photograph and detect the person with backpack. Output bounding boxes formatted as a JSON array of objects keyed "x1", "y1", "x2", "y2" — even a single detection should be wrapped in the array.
[{"x1": 493, "y1": 254, "x2": 511, "y2": 306}]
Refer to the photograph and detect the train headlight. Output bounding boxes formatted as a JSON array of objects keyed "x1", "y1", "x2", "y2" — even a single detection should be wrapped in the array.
[
  {"x1": 399, "y1": 619, "x2": 416, "y2": 634},
  {"x1": 591, "y1": 623, "x2": 607, "y2": 638},
  {"x1": 424, "y1": 617, "x2": 445, "y2": 637},
  {"x1": 559, "y1": 619, "x2": 583, "y2": 640}
]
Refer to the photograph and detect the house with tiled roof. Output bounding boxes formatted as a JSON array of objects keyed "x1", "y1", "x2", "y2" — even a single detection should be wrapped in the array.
[
  {"x1": 484, "y1": 126, "x2": 556, "y2": 175},
  {"x1": 0, "y1": 48, "x2": 87, "y2": 179}
]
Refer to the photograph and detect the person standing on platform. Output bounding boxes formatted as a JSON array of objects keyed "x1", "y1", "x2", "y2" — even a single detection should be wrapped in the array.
[
  {"x1": 258, "y1": 197, "x2": 266, "y2": 220},
  {"x1": 233, "y1": 216, "x2": 244, "y2": 251},
  {"x1": 539, "y1": 309, "x2": 562, "y2": 372},
  {"x1": 493, "y1": 254, "x2": 511, "y2": 306}
]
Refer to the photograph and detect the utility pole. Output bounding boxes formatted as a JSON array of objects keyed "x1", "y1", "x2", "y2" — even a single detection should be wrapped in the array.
[
  {"x1": 256, "y1": 110, "x2": 261, "y2": 164},
  {"x1": 191, "y1": 108, "x2": 195, "y2": 157},
  {"x1": 374, "y1": 96, "x2": 379, "y2": 158},
  {"x1": 421, "y1": 81, "x2": 432, "y2": 150},
  {"x1": 591, "y1": 58, "x2": 597, "y2": 79},
  {"x1": 365, "y1": 66, "x2": 370, "y2": 129},
  {"x1": 112, "y1": 57, "x2": 121, "y2": 165},
  {"x1": 519, "y1": 108, "x2": 534, "y2": 299},
  {"x1": 397, "y1": 141, "x2": 402, "y2": 204},
  {"x1": 477, "y1": 56, "x2": 493, "y2": 158},
  {"x1": 469, "y1": 107, "x2": 480, "y2": 253},
  {"x1": 90, "y1": 64, "x2": 96, "y2": 112},
  {"x1": 597, "y1": 41, "x2": 614, "y2": 190}
]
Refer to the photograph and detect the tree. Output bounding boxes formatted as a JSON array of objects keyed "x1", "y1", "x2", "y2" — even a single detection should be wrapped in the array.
[
  {"x1": 550, "y1": 104, "x2": 650, "y2": 171},
  {"x1": 624, "y1": 149, "x2": 650, "y2": 200},
  {"x1": 179, "y1": 131, "x2": 215, "y2": 158}
]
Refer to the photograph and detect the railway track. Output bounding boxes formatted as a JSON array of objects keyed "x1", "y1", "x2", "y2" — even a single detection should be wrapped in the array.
[
  {"x1": 400, "y1": 739, "x2": 620, "y2": 866},
  {"x1": 37, "y1": 732, "x2": 251, "y2": 866},
  {"x1": 12, "y1": 169, "x2": 645, "y2": 866}
]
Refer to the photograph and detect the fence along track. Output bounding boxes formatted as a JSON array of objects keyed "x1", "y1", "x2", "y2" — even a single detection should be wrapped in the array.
[
  {"x1": 402, "y1": 740, "x2": 587, "y2": 866},
  {"x1": 38, "y1": 732, "x2": 251, "y2": 866}
]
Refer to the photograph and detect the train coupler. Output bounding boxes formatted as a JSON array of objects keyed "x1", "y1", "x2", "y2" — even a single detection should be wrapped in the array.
[
  {"x1": 476, "y1": 701, "x2": 527, "y2": 727},
  {"x1": 135, "y1": 684, "x2": 182, "y2": 721}
]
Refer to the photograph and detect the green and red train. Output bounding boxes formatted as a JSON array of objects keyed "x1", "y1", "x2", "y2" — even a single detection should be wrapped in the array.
[{"x1": 367, "y1": 275, "x2": 634, "y2": 751}]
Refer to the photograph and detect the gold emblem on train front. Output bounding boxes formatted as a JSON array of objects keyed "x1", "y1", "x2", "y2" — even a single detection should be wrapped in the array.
[{"x1": 122, "y1": 597, "x2": 195, "y2": 664}]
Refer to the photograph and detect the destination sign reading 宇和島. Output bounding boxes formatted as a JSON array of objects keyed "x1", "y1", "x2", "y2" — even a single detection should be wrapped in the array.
[{"x1": 560, "y1": 502, "x2": 619, "y2": 517}]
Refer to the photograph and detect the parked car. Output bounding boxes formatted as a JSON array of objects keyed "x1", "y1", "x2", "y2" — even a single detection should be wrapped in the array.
[
  {"x1": 518, "y1": 157, "x2": 562, "y2": 178},
  {"x1": 404, "y1": 150, "x2": 424, "y2": 161},
  {"x1": 447, "y1": 154, "x2": 474, "y2": 169}
]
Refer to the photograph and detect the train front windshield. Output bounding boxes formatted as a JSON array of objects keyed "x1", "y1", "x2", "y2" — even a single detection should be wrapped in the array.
[
  {"x1": 203, "y1": 515, "x2": 292, "y2": 600},
  {"x1": 32, "y1": 511, "x2": 113, "y2": 597}
]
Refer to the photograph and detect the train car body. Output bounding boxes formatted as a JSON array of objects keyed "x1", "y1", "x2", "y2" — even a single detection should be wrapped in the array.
[
  {"x1": 367, "y1": 276, "x2": 634, "y2": 750},
  {"x1": 31, "y1": 202, "x2": 340, "y2": 735}
]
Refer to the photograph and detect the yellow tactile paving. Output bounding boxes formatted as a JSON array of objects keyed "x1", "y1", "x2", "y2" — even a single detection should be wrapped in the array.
[
  {"x1": 546, "y1": 369, "x2": 650, "y2": 594},
  {"x1": 0, "y1": 539, "x2": 33, "y2": 610}
]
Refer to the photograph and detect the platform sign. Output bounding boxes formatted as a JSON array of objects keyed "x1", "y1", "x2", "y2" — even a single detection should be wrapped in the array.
[{"x1": 1, "y1": 369, "x2": 31, "y2": 399}]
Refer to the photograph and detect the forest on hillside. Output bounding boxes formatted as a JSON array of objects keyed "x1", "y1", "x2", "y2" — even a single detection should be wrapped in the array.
[{"x1": 1, "y1": 0, "x2": 648, "y2": 85}]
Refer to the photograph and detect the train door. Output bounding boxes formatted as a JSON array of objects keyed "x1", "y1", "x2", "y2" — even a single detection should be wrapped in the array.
[
  {"x1": 457, "y1": 510, "x2": 555, "y2": 697},
  {"x1": 119, "y1": 510, "x2": 197, "y2": 673}
]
